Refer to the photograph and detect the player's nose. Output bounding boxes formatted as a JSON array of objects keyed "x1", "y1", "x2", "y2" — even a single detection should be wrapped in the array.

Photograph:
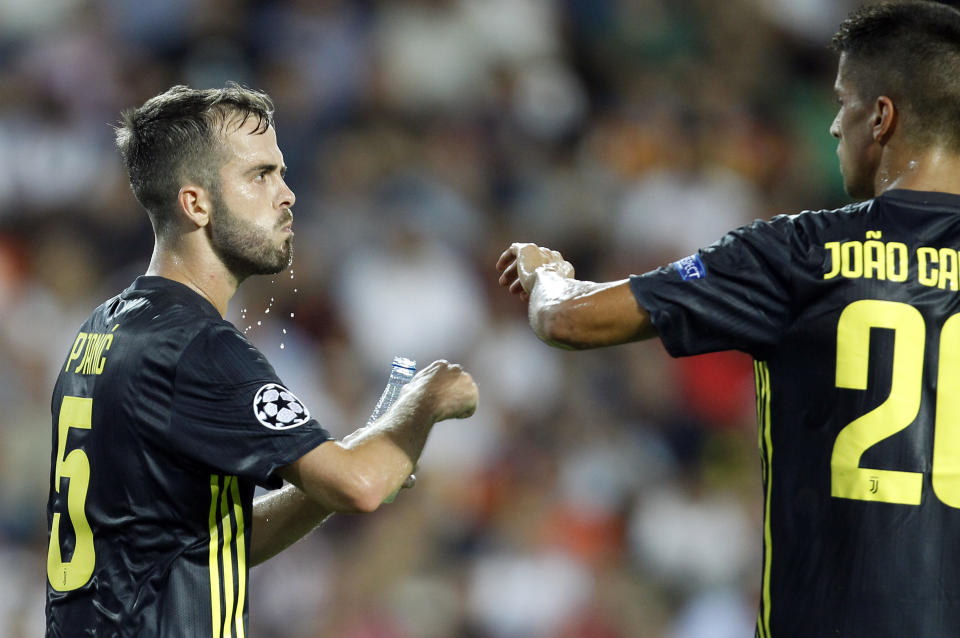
[{"x1": 278, "y1": 177, "x2": 295, "y2": 209}]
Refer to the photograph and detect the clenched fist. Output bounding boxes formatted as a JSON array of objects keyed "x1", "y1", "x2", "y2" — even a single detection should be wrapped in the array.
[{"x1": 407, "y1": 359, "x2": 478, "y2": 422}]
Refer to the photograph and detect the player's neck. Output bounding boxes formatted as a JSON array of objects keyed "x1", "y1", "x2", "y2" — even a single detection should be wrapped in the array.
[
  {"x1": 876, "y1": 146, "x2": 960, "y2": 197},
  {"x1": 145, "y1": 241, "x2": 237, "y2": 317}
]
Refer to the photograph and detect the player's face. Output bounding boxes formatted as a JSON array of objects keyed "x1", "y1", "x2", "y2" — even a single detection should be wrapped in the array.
[
  {"x1": 830, "y1": 54, "x2": 881, "y2": 200},
  {"x1": 209, "y1": 119, "x2": 296, "y2": 279}
]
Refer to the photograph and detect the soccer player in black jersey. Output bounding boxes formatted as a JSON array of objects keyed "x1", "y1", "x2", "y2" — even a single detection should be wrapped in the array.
[
  {"x1": 45, "y1": 84, "x2": 478, "y2": 637},
  {"x1": 498, "y1": 2, "x2": 960, "y2": 637}
]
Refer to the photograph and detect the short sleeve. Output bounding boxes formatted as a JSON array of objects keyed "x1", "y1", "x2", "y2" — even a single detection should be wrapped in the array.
[
  {"x1": 168, "y1": 322, "x2": 333, "y2": 488},
  {"x1": 630, "y1": 216, "x2": 795, "y2": 359}
]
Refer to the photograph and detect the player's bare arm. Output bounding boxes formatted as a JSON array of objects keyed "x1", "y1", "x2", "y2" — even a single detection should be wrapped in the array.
[
  {"x1": 497, "y1": 242, "x2": 657, "y2": 349},
  {"x1": 251, "y1": 361, "x2": 477, "y2": 563}
]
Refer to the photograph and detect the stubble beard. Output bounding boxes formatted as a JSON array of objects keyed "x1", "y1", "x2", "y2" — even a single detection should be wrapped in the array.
[{"x1": 208, "y1": 189, "x2": 293, "y2": 282}]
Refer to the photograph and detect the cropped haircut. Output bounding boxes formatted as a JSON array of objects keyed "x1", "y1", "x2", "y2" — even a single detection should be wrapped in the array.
[
  {"x1": 114, "y1": 83, "x2": 275, "y2": 237},
  {"x1": 831, "y1": 1, "x2": 960, "y2": 152}
]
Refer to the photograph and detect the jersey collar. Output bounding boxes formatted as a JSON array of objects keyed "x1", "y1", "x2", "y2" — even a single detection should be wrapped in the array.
[
  {"x1": 880, "y1": 189, "x2": 960, "y2": 209},
  {"x1": 127, "y1": 276, "x2": 222, "y2": 319}
]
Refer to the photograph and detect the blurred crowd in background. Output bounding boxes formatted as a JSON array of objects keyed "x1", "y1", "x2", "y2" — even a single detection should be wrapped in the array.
[{"x1": 0, "y1": 0, "x2": 872, "y2": 636}]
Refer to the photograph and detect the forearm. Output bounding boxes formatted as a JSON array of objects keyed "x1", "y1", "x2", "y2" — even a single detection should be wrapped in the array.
[
  {"x1": 255, "y1": 361, "x2": 475, "y2": 565},
  {"x1": 279, "y1": 387, "x2": 438, "y2": 514},
  {"x1": 528, "y1": 271, "x2": 657, "y2": 348},
  {"x1": 250, "y1": 401, "x2": 431, "y2": 566},
  {"x1": 328, "y1": 392, "x2": 434, "y2": 503},
  {"x1": 250, "y1": 483, "x2": 332, "y2": 566}
]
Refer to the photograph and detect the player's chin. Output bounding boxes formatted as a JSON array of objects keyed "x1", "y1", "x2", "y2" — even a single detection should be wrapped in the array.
[
  {"x1": 276, "y1": 240, "x2": 294, "y2": 271},
  {"x1": 257, "y1": 245, "x2": 293, "y2": 276}
]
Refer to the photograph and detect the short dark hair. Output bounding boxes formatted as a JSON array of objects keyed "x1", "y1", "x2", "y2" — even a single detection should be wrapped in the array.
[
  {"x1": 831, "y1": 1, "x2": 960, "y2": 152},
  {"x1": 115, "y1": 83, "x2": 275, "y2": 236}
]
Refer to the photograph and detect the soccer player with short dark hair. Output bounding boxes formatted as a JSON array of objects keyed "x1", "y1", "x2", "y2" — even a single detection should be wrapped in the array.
[
  {"x1": 46, "y1": 83, "x2": 479, "y2": 637},
  {"x1": 498, "y1": 2, "x2": 960, "y2": 636}
]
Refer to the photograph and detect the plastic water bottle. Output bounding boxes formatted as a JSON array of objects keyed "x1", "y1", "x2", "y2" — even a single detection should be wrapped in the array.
[
  {"x1": 368, "y1": 356, "x2": 417, "y2": 502},
  {"x1": 367, "y1": 356, "x2": 417, "y2": 426}
]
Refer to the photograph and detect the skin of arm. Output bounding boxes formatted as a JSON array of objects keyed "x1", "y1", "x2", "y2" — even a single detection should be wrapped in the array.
[
  {"x1": 249, "y1": 360, "x2": 476, "y2": 565},
  {"x1": 496, "y1": 243, "x2": 658, "y2": 349}
]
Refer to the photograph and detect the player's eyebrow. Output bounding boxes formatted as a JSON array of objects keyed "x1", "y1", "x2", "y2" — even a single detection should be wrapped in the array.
[{"x1": 248, "y1": 163, "x2": 287, "y2": 178}]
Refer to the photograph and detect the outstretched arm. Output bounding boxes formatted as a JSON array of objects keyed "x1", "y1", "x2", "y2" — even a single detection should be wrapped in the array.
[
  {"x1": 496, "y1": 242, "x2": 657, "y2": 349},
  {"x1": 250, "y1": 360, "x2": 477, "y2": 565}
]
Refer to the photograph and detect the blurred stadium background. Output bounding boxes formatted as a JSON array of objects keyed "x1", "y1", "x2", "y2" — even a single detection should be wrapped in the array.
[{"x1": 0, "y1": 0, "x2": 881, "y2": 635}]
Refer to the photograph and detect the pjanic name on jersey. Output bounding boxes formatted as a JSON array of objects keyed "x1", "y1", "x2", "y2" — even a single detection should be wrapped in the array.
[{"x1": 65, "y1": 328, "x2": 116, "y2": 376}]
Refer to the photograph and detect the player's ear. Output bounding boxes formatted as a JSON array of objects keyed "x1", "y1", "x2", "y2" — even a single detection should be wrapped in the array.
[
  {"x1": 873, "y1": 95, "x2": 897, "y2": 145},
  {"x1": 177, "y1": 184, "x2": 212, "y2": 229}
]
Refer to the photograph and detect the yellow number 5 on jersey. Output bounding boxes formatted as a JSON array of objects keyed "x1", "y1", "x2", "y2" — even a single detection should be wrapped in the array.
[{"x1": 47, "y1": 395, "x2": 96, "y2": 591}]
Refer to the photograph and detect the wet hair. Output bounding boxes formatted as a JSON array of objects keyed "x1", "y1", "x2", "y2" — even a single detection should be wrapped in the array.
[
  {"x1": 114, "y1": 83, "x2": 275, "y2": 237},
  {"x1": 831, "y1": 1, "x2": 960, "y2": 151}
]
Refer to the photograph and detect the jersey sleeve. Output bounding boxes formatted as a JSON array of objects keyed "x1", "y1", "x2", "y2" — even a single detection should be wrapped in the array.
[
  {"x1": 168, "y1": 322, "x2": 333, "y2": 489},
  {"x1": 629, "y1": 215, "x2": 796, "y2": 359}
]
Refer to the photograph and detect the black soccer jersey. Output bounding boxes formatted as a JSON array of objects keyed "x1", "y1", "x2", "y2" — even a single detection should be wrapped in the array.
[
  {"x1": 630, "y1": 190, "x2": 960, "y2": 637},
  {"x1": 45, "y1": 276, "x2": 332, "y2": 637}
]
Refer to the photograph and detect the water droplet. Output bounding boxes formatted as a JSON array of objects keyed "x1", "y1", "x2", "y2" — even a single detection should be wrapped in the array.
[
  {"x1": 293, "y1": 288, "x2": 298, "y2": 293},
  {"x1": 290, "y1": 312, "x2": 295, "y2": 318},
  {"x1": 265, "y1": 308, "x2": 270, "y2": 314},
  {"x1": 282, "y1": 328, "x2": 287, "y2": 334},
  {"x1": 257, "y1": 320, "x2": 262, "y2": 326},
  {"x1": 280, "y1": 343, "x2": 285, "y2": 349}
]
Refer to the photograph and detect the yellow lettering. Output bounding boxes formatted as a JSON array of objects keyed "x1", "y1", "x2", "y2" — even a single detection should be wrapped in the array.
[
  {"x1": 940, "y1": 248, "x2": 959, "y2": 291},
  {"x1": 76, "y1": 336, "x2": 97, "y2": 375},
  {"x1": 94, "y1": 334, "x2": 113, "y2": 375},
  {"x1": 841, "y1": 241, "x2": 864, "y2": 279},
  {"x1": 864, "y1": 240, "x2": 885, "y2": 280},
  {"x1": 887, "y1": 242, "x2": 909, "y2": 282},
  {"x1": 824, "y1": 242, "x2": 841, "y2": 280},
  {"x1": 919, "y1": 247, "x2": 939, "y2": 287},
  {"x1": 65, "y1": 333, "x2": 87, "y2": 372},
  {"x1": 824, "y1": 242, "x2": 841, "y2": 279},
  {"x1": 866, "y1": 230, "x2": 882, "y2": 239},
  {"x1": 70, "y1": 332, "x2": 114, "y2": 376}
]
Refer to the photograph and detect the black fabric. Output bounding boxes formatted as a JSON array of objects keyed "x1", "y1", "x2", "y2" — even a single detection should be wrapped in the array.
[
  {"x1": 46, "y1": 276, "x2": 332, "y2": 637},
  {"x1": 631, "y1": 190, "x2": 960, "y2": 637}
]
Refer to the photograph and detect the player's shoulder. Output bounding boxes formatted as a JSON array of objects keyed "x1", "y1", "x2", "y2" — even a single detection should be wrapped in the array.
[
  {"x1": 102, "y1": 276, "x2": 222, "y2": 337},
  {"x1": 179, "y1": 317, "x2": 275, "y2": 385},
  {"x1": 85, "y1": 276, "x2": 236, "y2": 367},
  {"x1": 737, "y1": 199, "x2": 874, "y2": 250},
  {"x1": 705, "y1": 200, "x2": 873, "y2": 263},
  {"x1": 188, "y1": 319, "x2": 256, "y2": 356},
  {"x1": 774, "y1": 199, "x2": 872, "y2": 228}
]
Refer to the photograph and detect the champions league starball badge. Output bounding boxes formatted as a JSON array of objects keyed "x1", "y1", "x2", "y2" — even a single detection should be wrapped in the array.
[{"x1": 253, "y1": 383, "x2": 311, "y2": 430}]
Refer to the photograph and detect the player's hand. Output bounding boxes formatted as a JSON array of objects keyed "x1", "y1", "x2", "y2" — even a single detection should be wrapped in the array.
[
  {"x1": 408, "y1": 360, "x2": 478, "y2": 422},
  {"x1": 496, "y1": 242, "x2": 575, "y2": 302}
]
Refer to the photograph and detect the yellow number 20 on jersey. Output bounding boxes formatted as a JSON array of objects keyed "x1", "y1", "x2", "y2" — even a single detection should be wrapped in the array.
[{"x1": 833, "y1": 299, "x2": 960, "y2": 507}]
